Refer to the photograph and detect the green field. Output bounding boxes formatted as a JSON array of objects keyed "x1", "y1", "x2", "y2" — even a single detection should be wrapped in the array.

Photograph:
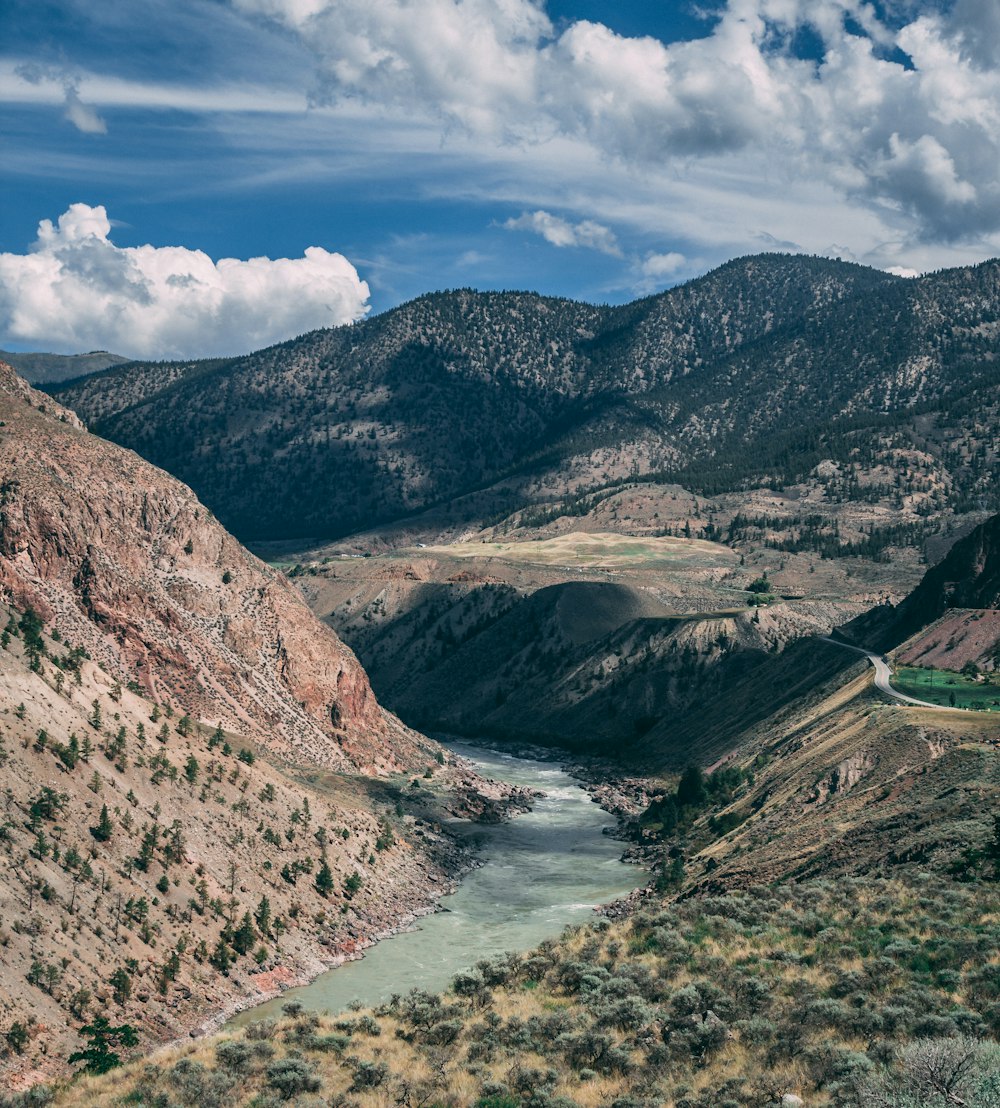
[{"x1": 893, "y1": 665, "x2": 1000, "y2": 711}]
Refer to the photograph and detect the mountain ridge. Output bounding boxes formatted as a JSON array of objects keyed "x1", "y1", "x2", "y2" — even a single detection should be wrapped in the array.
[
  {"x1": 0, "y1": 361, "x2": 425, "y2": 773},
  {"x1": 58, "y1": 252, "x2": 986, "y2": 545},
  {"x1": 0, "y1": 349, "x2": 130, "y2": 386}
]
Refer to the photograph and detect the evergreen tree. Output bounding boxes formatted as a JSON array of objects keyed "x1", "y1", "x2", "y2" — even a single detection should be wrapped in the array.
[
  {"x1": 135, "y1": 823, "x2": 159, "y2": 871},
  {"x1": 255, "y1": 894, "x2": 272, "y2": 936},
  {"x1": 314, "y1": 859, "x2": 335, "y2": 898},
  {"x1": 231, "y1": 912, "x2": 257, "y2": 955},
  {"x1": 90, "y1": 803, "x2": 114, "y2": 842},
  {"x1": 676, "y1": 764, "x2": 707, "y2": 809},
  {"x1": 209, "y1": 937, "x2": 234, "y2": 976},
  {"x1": 68, "y1": 1016, "x2": 138, "y2": 1074},
  {"x1": 18, "y1": 608, "x2": 45, "y2": 671},
  {"x1": 109, "y1": 967, "x2": 132, "y2": 1005}
]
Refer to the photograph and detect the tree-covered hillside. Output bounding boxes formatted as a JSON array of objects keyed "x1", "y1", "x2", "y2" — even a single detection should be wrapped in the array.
[{"x1": 54, "y1": 254, "x2": 1000, "y2": 543}]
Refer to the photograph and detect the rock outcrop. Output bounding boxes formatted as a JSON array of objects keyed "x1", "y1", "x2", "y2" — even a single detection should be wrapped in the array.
[
  {"x1": 849, "y1": 512, "x2": 1000, "y2": 655},
  {"x1": 0, "y1": 361, "x2": 430, "y2": 773}
]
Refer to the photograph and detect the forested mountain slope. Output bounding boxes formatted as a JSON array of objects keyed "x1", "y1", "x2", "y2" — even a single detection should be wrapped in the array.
[
  {"x1": 0, "y1": 350, "x2": 129, "y2": 386},
  {"x1": 54, "y1": 254, "x2": 1000, "y2": 544}
]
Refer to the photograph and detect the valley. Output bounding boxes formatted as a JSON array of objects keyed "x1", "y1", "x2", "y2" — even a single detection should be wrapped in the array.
[
  {"x1": 8, "y1": 2, "x2": 1000, "y2": 1102},
  {"x1": 5, "y1": 258, "x2": 1000, "y2": 1107},
  {"x1": 0, "y1": 363, "x2": 532, "y2": 1089}
]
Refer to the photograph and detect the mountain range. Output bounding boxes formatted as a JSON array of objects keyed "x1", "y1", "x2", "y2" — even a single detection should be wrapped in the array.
[
  {"x1": 1, "y1": 350, "x2": 129, "y2": 386},
  {"x1": 52, "y1": 254, "x2": 1000, "y2": 550},
  {"x1": 6, "y1": 248, "x2": 1000, "y2": 1095}
]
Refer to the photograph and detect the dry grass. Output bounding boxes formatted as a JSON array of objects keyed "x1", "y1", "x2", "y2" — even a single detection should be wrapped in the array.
[
  {"x1": 39, "y1": 874, "x2": 1000, "y2": 1108},
  {"x1": 414, "y1": 532, "x2": 737, "y2": 570}
]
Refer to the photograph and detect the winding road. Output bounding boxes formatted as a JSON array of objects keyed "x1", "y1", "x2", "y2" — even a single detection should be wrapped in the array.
[{"x1": 819, "y1": 636, "x2": 957, "y2": 711}]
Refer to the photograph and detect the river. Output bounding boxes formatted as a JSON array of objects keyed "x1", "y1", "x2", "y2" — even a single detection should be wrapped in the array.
[{"x1": 231, "y1": 742, "x2": 644, "y2": 1023}]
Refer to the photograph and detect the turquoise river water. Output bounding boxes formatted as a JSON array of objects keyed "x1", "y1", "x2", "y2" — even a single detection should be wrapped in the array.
[{"x1": 231, "y1": 742, "x2": 644, "y2": 1022}]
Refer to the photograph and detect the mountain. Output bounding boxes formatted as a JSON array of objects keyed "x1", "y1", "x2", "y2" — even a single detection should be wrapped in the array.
[
  {"x1": 0, "y1": 361, "x2": 526, "y2": 1086},
  {"x1": 848, "y1": 513, "x2": 1000, "y2": 652},
  {"x1": 0, "y1": 598, "x2": 482, "y2": 1090},
  {"x1": 0, "y1": 349, "x2": 129, "y2": 385},
  {"x1": 52, "y1": 254, "x2": 1000, "y2": 550},
  {"x1": 35, "y1": 529, "x2": 1000, "y2": 1108},
  {"x1": 0, "y1": 362, "x2": 426, "y2": 773},
  {"x1": 296, "y1": 534, "x2": 867, "y2": 756}
]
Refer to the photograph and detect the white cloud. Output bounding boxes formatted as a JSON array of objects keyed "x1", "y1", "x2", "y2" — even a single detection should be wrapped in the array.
[
  {"x1": 14, "y1": 63, "x2": 108, "y2": 135},
  {"x1": 504, "y1": 210, "x2": 622, "y2": 255},
  {"x1": 230, "y1": 0, "x2": 1000, "y2": 246},
  {"x1": 640, "y1": 251, "x2": 686, "y2": 278},
  {"x1": 62, "y1": 87, "x2": 108, "y2": 134},
  {"x1": 0, "y1": 204, "x2": 370, "y2": 359}
]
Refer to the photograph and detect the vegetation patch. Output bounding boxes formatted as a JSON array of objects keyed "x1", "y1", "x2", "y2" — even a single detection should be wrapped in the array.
[
  {"x1": 20, "y1": 873, "x2": 1000, "y2": 1108},
  {"x1": 893, "y1": 665, "x2": 1000, "y2": 711}
]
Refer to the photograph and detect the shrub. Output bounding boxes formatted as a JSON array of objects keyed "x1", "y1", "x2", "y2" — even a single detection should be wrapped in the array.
[
  {"x1": 265, "y1": 1057, "x2": 322, "y2": 1099},
  {"x1": 214, "y1": 1039, "x2": 273, "y2": 1074},
  {"x1": 244, "y1": 1019, "x2": 277, "y2": 1041},
  {"x1": 347, "y1": 1058, "x2": 388, "y2": 1092}
]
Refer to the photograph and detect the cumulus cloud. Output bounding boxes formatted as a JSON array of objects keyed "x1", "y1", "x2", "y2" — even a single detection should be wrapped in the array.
[
  {"x1": 504, "y1": 210, "x2": 622, "y2": 255},
  {"x1": 639, "y1": 251, "x2": 686, "y2": 279},
  {"x1": 231, "y1": 0, "x2": 1000, "y2": 245},
  {"x1": 629, "y1": 250, "x2": 688, "y2": 294},
  {"x1": 0, "y1": 204, "x2": 370, "y2": 359}
]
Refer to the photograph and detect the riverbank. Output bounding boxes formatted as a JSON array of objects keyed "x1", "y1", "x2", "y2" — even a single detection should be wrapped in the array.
[
  {"x1": 221, "y1": 743, "x2": 649, "y2": 1024},
  {"x1": 182, "y1": 751, "x2": 540, "y2": 1042}
]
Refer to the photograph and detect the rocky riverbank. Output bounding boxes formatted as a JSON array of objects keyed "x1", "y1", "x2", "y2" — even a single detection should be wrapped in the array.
[{"x1": 181, "y1": 759, "x2": 539, "y2": 1042}]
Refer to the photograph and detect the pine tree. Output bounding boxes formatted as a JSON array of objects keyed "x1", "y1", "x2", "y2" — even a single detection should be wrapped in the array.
[
  {"x1": 231, "y1": 912, "x2": 257, "y2": 955},
  {"x1": 676, "y1": 764, "x2": 707, "y2": 809},
  {"x1": 314, "y1": 859, "x2": 335, "y2": 898},
  {"x1": 68, "y1": 1016, "x2": 138, "y2": 1074},
  {"x1": 90, "y1": 803, "x2": 113, "y2": 842},
  {"x1": 135, "y1": 823, "x2": 159, "y2": 871},
  {"x1": 109, "y1": 967, "x2": 132, "y2": 1005},
  {"x1": 209, "y1": 937, "x2": 234, "y2": 975},
  {"x1": 255, "y1": 894, "x2": 272, "y2": 936}
]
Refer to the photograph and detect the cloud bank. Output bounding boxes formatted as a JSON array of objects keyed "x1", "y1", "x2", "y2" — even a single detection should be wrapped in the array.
[
  {"x1": 0, "y1": 205, "x2": 370, "y2": 359},
  {"x1": 232, "y1": 0, "x2": 1000, "y2": 246}
]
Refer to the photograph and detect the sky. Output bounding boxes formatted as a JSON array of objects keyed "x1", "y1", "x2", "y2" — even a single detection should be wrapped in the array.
[{"x1": 2, "y1": 0, "x2": 1000, "y2": 359}]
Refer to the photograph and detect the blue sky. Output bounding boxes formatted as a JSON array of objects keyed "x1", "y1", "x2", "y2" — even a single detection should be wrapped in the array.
[{"x1": 2, "y1": 0, "x2": 1000, "y2": 358}]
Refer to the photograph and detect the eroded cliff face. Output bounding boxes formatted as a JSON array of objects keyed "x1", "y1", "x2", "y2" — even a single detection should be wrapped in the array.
[{"x1": 0, "y1": 362, "x2": 429, "y2": 773}]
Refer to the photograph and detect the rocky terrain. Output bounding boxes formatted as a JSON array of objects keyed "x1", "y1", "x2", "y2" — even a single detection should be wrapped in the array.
[
  {"x1": 0, "y1": 362, "x2": 427, "y2": 774},
  {"x1": 848, "y1": 512, "x2": 1000, "y2": 657},
  {"x1": 291, "y1": 534, "x2": 869, "y2": 755},
  {"x1": 0, "y1": 362, "x2": 527, "y2": 1086},
  {"x1": 0, "y1": 599, "x2": 528, "y2": 1089}
]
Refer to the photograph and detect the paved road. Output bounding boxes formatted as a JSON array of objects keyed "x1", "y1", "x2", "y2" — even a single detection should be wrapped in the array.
[{"x1": 819, "y1": 636, "x2": 956, "y2": 710}]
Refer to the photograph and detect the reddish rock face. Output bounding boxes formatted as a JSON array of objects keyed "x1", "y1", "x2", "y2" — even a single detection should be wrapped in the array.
[{"x1": 0, "y1": 361, "x2": 429, "y2": 773}]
